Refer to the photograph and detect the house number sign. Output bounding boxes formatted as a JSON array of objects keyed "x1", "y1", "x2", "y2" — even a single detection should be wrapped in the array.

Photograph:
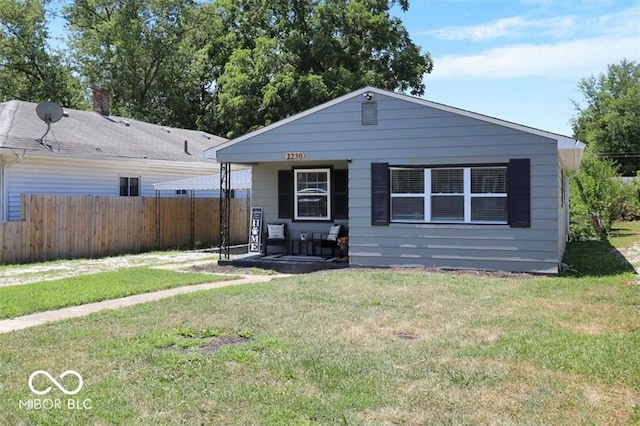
[{"x1": 285, "y1": 152, "x2": 305, "y2": 160}]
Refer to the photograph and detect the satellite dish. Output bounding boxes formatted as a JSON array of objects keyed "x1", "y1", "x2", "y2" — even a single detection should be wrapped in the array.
[
  {"x1": 36, "y1": 101, "x2": 64, "y2": 124},
  {"x1": 35, "y1": 101, "x2": 64, "y2": 150}
]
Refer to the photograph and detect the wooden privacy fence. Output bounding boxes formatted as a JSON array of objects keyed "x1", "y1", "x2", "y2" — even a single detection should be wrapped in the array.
[{"x1": 0, "y1": 195, "x2": 250, "y2": 264}]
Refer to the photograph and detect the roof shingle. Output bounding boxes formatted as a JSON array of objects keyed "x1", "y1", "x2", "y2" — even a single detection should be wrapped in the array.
[{"x1": 0, "y1": 100, "x2": 225, "y2": 162}]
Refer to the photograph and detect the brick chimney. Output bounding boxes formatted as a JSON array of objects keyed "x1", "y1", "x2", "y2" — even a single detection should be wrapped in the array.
[{"x1": 92, "y1": 87, "x2": 110, "y2": 116}]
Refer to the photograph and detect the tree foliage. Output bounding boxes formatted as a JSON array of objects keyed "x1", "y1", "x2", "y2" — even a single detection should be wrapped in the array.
[
  {"x1": 211, "y1": 0, "x2": 433, "y2": 137},
  {"x1": 64, "y1": 0, "x2": 204, "y2": 127},
  {"x1": 3, "y1": 0, "x2": 431, "y2": 136},
  {"x1": 0, "y1": 0, "x2": 84, "y2": 107},
  {"x1": 63, "y1": 0, "x2": 431, "y2": 136},
  {"x1": 572, "y1": 59, "x2": 640, "y2": 175},
  {"x1": 569, "y1": 149, "x2": 640, "y2": 240}
]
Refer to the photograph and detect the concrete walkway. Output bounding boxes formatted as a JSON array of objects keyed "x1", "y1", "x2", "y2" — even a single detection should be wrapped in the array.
[{"x1": 0, "y1": 274, "x2": 281, "y2": 334}]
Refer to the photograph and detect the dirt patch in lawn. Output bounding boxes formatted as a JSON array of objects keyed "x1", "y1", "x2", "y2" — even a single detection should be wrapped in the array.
[
  {"x1": 201, "y1": 336, "x2": 251, "y2": 354},
  {"x1": 165, "y1": 336, "x2": 251, "y2": 355},
  {"x1": 0, "y1": 251, "x2": 219, "y2": 287}
]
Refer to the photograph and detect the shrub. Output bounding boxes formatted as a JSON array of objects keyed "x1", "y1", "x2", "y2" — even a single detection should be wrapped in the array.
[{"x1": 569, "y1": 152, "x2": 640, "y2": 240}]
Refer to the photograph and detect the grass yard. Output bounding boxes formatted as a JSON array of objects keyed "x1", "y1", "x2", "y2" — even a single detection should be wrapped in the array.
[
  {"x1": 0, "y1": 228, "x2": 639, "y2": 424},
  {"x1": 0, "y1": 267, "x2": 238, "y2": 318}
]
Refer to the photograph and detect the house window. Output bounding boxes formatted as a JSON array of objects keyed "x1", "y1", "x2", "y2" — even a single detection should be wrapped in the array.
[
  {"x1": 390, "y1": 166, "x2": 507, "y2": 223},
  {"x1": 294, "y1": 168, "x2": 330, "y2": 220},
  {"x1": 278, "y1": 168, "x2": 347, "y2": 220},
  {"x1": 120, "y1": 177, "x2": 140, "y2": 197},
  {"x1": 391, "y1": 168, "x2": 425, "y2": 221}
]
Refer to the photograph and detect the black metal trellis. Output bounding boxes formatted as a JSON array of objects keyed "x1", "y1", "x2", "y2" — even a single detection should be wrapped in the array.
[{"x1": 219, "y1": 162, "x2": 231, "y2": 259}]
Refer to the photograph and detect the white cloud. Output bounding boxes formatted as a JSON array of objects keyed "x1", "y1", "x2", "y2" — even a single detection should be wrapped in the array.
[
  {"x1": 423, "y1": 15, "x2": 575, "y2": 41},
  {"x1": 425, "y1": 3, "x2": 640, "y2": 80},
  {"x1": 421, "y1": 4, "x2": 640, "y2": 42},
  {"x1": 429, "y1": 36, "x2": 640, "y2": 80}
]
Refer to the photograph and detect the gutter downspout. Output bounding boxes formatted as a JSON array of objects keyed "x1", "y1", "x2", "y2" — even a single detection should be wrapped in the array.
[
  {"x1": 0, "y1": 155, "x2": 3, "y2": 222},
  {"x1": 0, "y1": 150, "x2": 25, "y2": 222}
]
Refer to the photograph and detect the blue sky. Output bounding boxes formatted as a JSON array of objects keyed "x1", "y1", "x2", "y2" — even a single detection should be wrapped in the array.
[
  {"x1": 395, "y1": 0, "x2": 640, "y2": 136},
  {"x1": 47, "y1": 0, "x2": 639, "y2": 137}
]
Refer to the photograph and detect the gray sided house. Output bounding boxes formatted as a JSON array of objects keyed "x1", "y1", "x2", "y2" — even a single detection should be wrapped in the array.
[
  {"x1": 0, "y1": 90, "x2": 235, "y2": 222},
  {"x1": 206, "y1": 87, "x2": 585, "y2": 274}
]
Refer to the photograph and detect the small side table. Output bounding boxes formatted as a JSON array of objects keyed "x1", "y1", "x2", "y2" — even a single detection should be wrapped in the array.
[{"x1": 291, "y1": 238, "x2": 314, "y2": 256}]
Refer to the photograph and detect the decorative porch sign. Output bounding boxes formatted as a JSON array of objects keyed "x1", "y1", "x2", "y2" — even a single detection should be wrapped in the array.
[{"x1": 249, "y1": 207, "x2": 263, "y2": 253}]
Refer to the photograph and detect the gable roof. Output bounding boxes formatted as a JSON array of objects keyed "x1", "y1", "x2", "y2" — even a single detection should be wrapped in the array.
[
  {"x1": 0, "y1": 100, "x2": 226, "y2": 162},
  {"x1": 205, "y1": 86, "x2": 585, "y2": 170}
]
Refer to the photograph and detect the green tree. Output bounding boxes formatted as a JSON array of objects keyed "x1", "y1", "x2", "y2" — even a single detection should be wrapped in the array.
[
  {"x1": 572, "y1": 59, "x2": 640, "y2": 175},
  {"x1": 211, "y1": 0, "x2": 433, "y2": 137},
  {"x1": 0, "y1": 0, "x2": 84, "y2": 107},
  {"x1": 63, "y1": 0, "x2": 432, "y2": 136},
  {"x1": 64, "y1": 0, "x2": 206, "y2": 127}
]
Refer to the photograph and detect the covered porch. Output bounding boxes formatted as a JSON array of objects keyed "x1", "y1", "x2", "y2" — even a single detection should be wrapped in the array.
[
  {"x1": 219, "y1": 252, "x2": 349, "y2": 274},
  {"x1": 216, "y1": 158, "x2": 350, "y2": 270}
]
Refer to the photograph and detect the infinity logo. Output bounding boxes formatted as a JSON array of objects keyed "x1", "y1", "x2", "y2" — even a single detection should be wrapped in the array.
[{"x1": 28, "y1": 370, "x2": 83, "y2": 396}]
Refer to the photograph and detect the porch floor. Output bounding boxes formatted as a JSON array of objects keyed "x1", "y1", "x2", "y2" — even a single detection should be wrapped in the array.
[{"x1": 219, "y1": 252, "x2": 349, "y2": 274}]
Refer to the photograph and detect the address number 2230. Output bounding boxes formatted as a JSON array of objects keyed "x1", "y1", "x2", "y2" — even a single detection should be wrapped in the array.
[{"x1": 285, "y1": 152, "x2": 305, "y2": 160}]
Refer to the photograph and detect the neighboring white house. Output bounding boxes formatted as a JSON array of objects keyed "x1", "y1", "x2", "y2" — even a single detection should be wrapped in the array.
[
  {"x1": 153, "y1": 169, "x2": 253, "y2": 198},
  {"x1": 206, "y1": 86, "x2": 585, "y2": 274},
  {"x1": 0, "y1": 90, "x2": 243, "y2": 221}
]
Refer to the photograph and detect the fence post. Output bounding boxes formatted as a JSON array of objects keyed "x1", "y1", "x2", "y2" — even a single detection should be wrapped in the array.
[
  {"x1": 190, "y1": 190, "x2": 195, "y2": 248},
  {"x1": 155, "y1": 191, "x2": 160, "y2": 249}
]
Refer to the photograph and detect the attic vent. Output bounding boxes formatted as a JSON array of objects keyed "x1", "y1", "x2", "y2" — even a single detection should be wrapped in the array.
[{"x1": 362, "y1": 101, "x2": 377, "y2": 125}]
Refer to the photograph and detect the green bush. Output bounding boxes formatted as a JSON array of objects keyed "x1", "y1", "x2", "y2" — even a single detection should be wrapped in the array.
[
  {"x1": 615, "y1": 178, "x2": 640, "y2": 221},
  {"x1": 569, "y1": 152, "x2": 640, "y2": 240}
]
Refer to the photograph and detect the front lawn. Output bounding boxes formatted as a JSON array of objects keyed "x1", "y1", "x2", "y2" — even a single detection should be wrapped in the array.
[
  {"x1": 0, "y1": 230, "x2": 639, "y2": 424},
  {"x1": 0, "y1": 268, "x2": 238, "y2": 318}
]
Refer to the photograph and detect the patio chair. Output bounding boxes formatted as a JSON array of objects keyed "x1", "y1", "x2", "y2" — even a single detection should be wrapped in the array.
[
  {"x1": 312, "y1": 224, "x2": 346, "y2": 257},
  {"x1": 264, "y1": 223, "x2": 288, "y2": 255}
]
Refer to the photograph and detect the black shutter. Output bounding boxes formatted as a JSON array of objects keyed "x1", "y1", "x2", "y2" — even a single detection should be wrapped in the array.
[
  {"x1": 508, "y1": 159, "x2": 530, "y2": 228},
  {"x1": 371, "y1": 163, "x2": 390, "y2": 226},
  {"x1": 334, "y1": 169, "x2": 348, "y2": 219},
  {"x1": 278, "y1": 170, "x2": 293, "y2": 219}
]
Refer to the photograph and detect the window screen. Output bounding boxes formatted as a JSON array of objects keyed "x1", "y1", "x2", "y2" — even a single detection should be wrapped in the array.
[
  {"x1": 295, "y1": 169, "x2": 330, "y2": 220},
  {"x1": 389, "y1": 165, "x2": 508, "y2": 224},
  {"x1": 390, "y1": 168, "x2": 426, "y2": 221}
]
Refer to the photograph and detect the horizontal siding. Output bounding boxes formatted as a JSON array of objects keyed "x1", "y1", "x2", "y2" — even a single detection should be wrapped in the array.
[
  {"x1": 5, "y1": 156, "x2": 217, "y2": 221},
  {"x1": 219, "y1": 137, "x2": 556, "y2": 163},
  {"x1": 251, "y1": 166, "x2": 279, "y2": 225},
  {"x1": 351, "y1": 256, "x2": 559, "y2": 275},
  {"x1": 347, "y1": 153, "x2": 559, "y2": 273},
  {"x1": 228, "y1": 93, "x2": 561, "y2": 273}
]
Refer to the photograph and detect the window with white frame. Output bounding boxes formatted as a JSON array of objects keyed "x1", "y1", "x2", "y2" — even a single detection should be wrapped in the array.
[
  {"x1": 390, "y1": 166, "x2": 507, "y2": 223},
  {"x1": 294, "y1": 168, "x2": 330, "y2": 220},
  {"x1": 119, "y1": 177, "x2": 140, "y2": 197}
]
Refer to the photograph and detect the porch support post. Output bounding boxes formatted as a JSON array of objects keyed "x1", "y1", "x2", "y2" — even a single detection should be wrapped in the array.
[{"x1": 219, "y1": 162, "x2": 231, "y2": 259}]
